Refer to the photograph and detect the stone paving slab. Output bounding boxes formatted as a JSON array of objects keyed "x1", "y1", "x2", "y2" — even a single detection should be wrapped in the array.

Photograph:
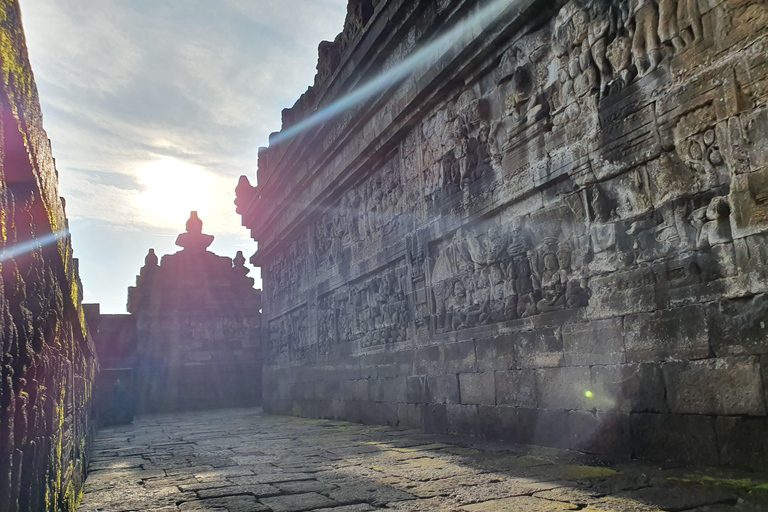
[{"x1": 78, "y1": 408, "x2": 768, "y2": 512}]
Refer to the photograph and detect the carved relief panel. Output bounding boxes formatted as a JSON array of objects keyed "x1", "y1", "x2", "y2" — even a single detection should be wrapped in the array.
[
  {"x1": 315, "y1": 155, "x2": 405, "y2": 273},
  {"x1": 268, "y1": 305, "x2": 309, "y2": 365},
  {"x1": 266, "y1": 230, "x2": 310, "y2": 307},
  {"x1": 428, "y1": 207, "x2": 590, "y2": 333},
  {"x1": 317, "y1": 260, "x2": 409, "y2": 350}
]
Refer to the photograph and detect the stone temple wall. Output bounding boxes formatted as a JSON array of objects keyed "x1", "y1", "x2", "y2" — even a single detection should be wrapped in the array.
[
  {"x1": 0, "y1": 2, "x2": 98, "y2": 511},
  {"x1": 237, "y1": 0, "x2": 768, "y2": 469}
]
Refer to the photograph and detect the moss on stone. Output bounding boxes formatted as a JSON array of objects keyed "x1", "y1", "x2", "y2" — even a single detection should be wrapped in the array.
[{"x1": 562, "y1": 465, "x2": 619, "y2": 480}]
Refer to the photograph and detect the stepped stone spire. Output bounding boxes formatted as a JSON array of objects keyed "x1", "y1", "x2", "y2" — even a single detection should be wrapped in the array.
[{"x1": 175, "y1": 211, "x2": 214, "y2": 251}]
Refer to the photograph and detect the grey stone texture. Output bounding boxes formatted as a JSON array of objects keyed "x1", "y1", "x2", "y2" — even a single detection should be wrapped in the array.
[
  {"x1": 237, "y1": 0, "x2": 768, "y2": 470},
  {"x1": 78, "y1": 408, "x2": 768, "y2": 512},
  {"x1": 0, "y1": 3, "x2": 98, "y2": 511}
]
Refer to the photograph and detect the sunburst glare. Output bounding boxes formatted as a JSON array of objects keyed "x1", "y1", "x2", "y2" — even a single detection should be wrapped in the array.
[{"x1": 134, "y1": 157, "x2": 215, "y2": 229}]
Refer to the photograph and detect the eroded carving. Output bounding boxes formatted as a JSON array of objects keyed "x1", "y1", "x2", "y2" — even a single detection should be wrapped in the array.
[{"x1": 318, "y1": 262, "x2": 408, "y2": 348}]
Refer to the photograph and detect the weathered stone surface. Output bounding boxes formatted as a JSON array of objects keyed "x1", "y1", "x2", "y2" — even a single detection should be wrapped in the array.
[
  {"x1": 515, "y1": 329, "x2": 564, "y2": 369},
  {"x1": 568, "y1": 411, "x2": 631, "y2": 458},
  {"x1": 708, "y1": 296, "x2": 768, "y2": 357},
  {"x1": 260, "y1": 492, "x2": 337, "y2": 512},
  {"x1": 535, "y1": 367, "x2": 591, "y2": 410},
  {"x1": 562, "y1": 319, "x2": 624, "y2": 366},
  {"x1": 475, "y1": 335, "x2": 517, "y2": 372},
  {"x1": 624, "y1": 306, "x2": 710, "y2": 362},
  {"x1": 81, "y1": 409, "x2": 768, "y2": 511},
  {"x1": 459, "y1": 372, "x2": 495, "y2": 405},
  {"x1": 495, "y1": 370, "x2": 536, "y2": 408},
  {"x1": 0, "y1": 3, "x2": 97, "y2": 512},
  {"x1": 446, "y1": 404, "x2": 480, "y2": 437},
  {"x1": 590, "y1": 364, "x2": 667, "y2": 413},
  {"x1": 239, "y1": 0, "x2": 768, "y2": 470},
  {"x1": 426, "y1": 374, "x2": 460, "y2": 404},
  {"x1": 663, "y1": 357, "x2": 766, "y2": 415},
  {"x1": 716, "y1": 416, "x2": 768, "y2": 472},
  {"x1": 461, "y1": 496, "x2": 579, "y2": 511},
  {"x1": 631, "y1": 413, "x2": 719, "y2": 467},
  {"x1": 518, "y1": 409, "x2": 570, "y2": 449}
]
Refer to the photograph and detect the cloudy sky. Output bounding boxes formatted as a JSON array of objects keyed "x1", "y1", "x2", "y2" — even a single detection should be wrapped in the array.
[{"x1": 18, "y1": 0, "x2": 349, "y2": 313}]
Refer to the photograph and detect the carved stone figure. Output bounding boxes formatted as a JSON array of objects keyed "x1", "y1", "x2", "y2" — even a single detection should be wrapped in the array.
[
  {"x1": 588, "y1": 0, "x2": 617, "y2": 96},
  {"x1": 534, "y1": 242, "x2": 567, "y2": 312},
  {"x1": 631, "y1": 0, "x2": 662, "y2": 76},
  {"x1": 692, "y1": 196, "x2": 733, "y2": 249},
  {"x1": 677, "y1": 0, "x2": 703, "y2": 46},
  {"x1": 516, "y1": 252, "x2": 538, "y2": 318},
  {"x1": 657, "y1": 0, "x2": 684, "y2": 52}
]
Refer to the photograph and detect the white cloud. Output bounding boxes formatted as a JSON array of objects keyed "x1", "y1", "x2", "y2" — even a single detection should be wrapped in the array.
[{"x1": 19, "y1": 0, "x2": 348, "y2": 312}]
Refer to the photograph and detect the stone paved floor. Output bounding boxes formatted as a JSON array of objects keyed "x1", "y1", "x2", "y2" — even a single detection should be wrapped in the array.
[{"x1": 78, "y1": 408, "x2": 768, "y2": 512}]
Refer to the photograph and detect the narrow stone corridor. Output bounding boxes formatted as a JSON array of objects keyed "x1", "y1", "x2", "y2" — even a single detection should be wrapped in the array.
[{"x1": 78, "y1": 408, "x2": 767, "y2": 511}]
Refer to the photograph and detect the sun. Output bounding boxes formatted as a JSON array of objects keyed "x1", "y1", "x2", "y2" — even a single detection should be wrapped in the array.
[{"x1": 134, "y1": 157, "x2": 215, "y2": 229}]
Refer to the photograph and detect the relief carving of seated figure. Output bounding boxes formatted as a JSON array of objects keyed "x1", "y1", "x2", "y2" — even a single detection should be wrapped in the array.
[
  {"x1": 516, "y1": 254, "x2": 538, "y2": 318},
  {"x1": 558, "y1": 243, "x2": 590, "y2": 308},
  {"x1": 447, "y1": 280, "x2": 469, "y2": 331},
  {"x1": 486, "y1": 264, "x2": 507, "y2": 323},
  {"x1": 503, "y1": 256, "x2": 519, "y2": 320},
  {"x1": 536, "y1": 250, "x2": 567, "y2": 313}
]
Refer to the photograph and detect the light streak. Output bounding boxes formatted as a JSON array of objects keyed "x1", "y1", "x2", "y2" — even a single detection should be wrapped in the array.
[
  {"x1": 0, "y1": 229, "x2": 69, "y2": 262},
  {"x1": 270, "y1": 0, "x2": 519, "y2": 146}
]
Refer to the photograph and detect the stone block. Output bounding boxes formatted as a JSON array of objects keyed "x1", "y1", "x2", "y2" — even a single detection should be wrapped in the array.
[
  {"x1": 514, "y1": 328, "x2": 564, "y2": 368},
  {"x1": 377, "y1": 351, "x2": 415, "y2": 378},
  {"x1": 332, "y1": 399, "x2": 350, "y2": 419},
  {"x1": 297, "y1": 380, "x2": 317, "y2": 400},
  {"x1": 494, "y1": 370, "x2": 536, "y2": 408},
  {"x1": 426, "y1": 374, "x2": 460, "y2": 404},
  {"x1": 568, "y1": 411, "x2": 631, "y2": 458},
  {"x1": 762, "y1": 354, "x2": 768, "y2": 403},
  {"x1": 423, "y1": 404, "x2": 448, "y2": 434},
  {"x1": 413, "y1": 345, "x2": 441, "y2": 375},
  {"x1": 477, "y1": 406, "x2": 518, "y2": 441},
  {"x1": 397, "y1": 403, "x2": 424, "y2": 429},
  {"x1": 475, "y1": 334, "x2": 516, "y2": 372},
  {"x1": 708, "y1": 296, "x2": 768, "y2": 357},
  {"x1": 459, "y1": 373, "x2": 495, "y2": 405},
  {"x1": 260, "y1": 492, "x2": 336, "y2": 512},
  {"x1": 359, "y1": 401, "x2": 398, "y2": 426},
  {"x1": 406, "y1": 376, "x2": 428, "y2": 403},
  {"x1": 730, "y1": 167, "x2": 768, "y2": 238},
  {"x1": 630, "y1": 413, "x2": 719, "y2": 466},
  {"x1": 343, "y1": 401, "x2": 363, "y2": 424},
  {"x1": 590, "y1": 364, "x2": 667, "y2": 413},
  {"x1": 343, "y1": 379, "x2": 369, "y2": 402},
  {"x1": 624, "y1": 306, "x2": 710, "y2": 362},
  {"x1": 535, "y1": 367, "x2": 591, "y2": 410},
  {"x1": 517, "y1": 408, "x2": 570, "y2": 449},
  {"x1": 188, "y1": 351, "x2": 212, "y2": 362},
  {"x1": 441, "y1": 341, "x2": 476, "y2": 373},
  {"x1": 316, "y1": 380, "x2": 341, "y2": 401},
  {"x1": 369, "y1": 377, "x2": 407, "y2": 403},
  {"x1": 734, "y1": 233, "x2": 768, "y2": 290},
  {"x1": 716, "y1": 416, "x2": 768, "y2": 471},
  {"x1": 663, "y1": 357, "x2": 766, "y2": 415},
  {"x1": 587, "y1": 269, "x2": 656, "y2": 318},
  {"x1": 446, "y1": 404, "x2": 479, "y2": 436},
  {"x1": 562, "y1": 318, "x2": 625, "y2": 366}
]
